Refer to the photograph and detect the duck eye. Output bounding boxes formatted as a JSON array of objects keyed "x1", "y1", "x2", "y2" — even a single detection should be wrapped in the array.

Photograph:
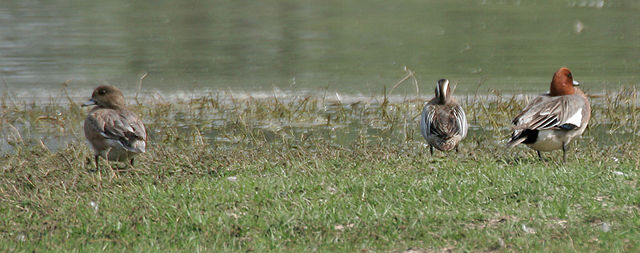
[
  {"x1": 567, "y1": 73, "x2": 572, "y2": 78},
  {"x1": 98, "y1": 89, "x2": 107, "y2": 95}
]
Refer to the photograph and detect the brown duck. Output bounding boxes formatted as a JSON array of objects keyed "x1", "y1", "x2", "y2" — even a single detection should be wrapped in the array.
[
  {"x1": 420, "y1": 79, "x2": 468, "y2": 155},
  {"x1": 82, "y1": 85, "x2": 147, "y2": 170}
]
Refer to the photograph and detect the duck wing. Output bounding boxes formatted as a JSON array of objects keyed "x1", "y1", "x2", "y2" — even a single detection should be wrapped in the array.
[
  {"x1": 452, "y1": 104, "x2": 468, "y2": 138},
  {"x1": 421, "y1": 103, "x2": 467, "y2": 140},
  {"x1": 86, "y1": 109, "x2": 147, "y2": 153},
  {"x1": 512, "y1": 94, "x2": 584, "y2": 131},
  {"x1": 508, "y1": 94, "x2": 585, "y2": 147}
]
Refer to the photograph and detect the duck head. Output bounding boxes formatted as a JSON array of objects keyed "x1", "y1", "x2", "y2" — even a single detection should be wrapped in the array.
[
  {"x1": 550, "y1": 67, "x2": 580, "y2": 96},
  {"x1": 434, "y1": 79, "x2": 451, "y2": 104},
  {"x1": 82, "y1": 85, "x2": 126, "y2": 109}
]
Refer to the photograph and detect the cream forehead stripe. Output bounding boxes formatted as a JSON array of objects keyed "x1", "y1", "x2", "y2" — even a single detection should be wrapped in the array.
[
  {"x1": 441, "y1": 79, "x2": 449, "y2": 98},
  {"x1": 436, "y1": 79, "x2": 449, "y2": 98}
]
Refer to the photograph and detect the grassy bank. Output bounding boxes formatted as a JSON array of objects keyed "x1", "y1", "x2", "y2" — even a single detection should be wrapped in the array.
[{"x1": 1, "y1": 88, "x2": 640, "y2": 251}]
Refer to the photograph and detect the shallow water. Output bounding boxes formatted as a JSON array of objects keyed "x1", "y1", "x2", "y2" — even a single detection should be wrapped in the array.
[
  {"x1": 1, "y1": 96, "x2": 635, "y2": 154},
  {"x1": 1, "y1": 0, "x2": 639, "y2": 98}
]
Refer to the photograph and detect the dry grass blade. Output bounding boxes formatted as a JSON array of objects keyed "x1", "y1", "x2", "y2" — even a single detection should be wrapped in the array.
[{"x1": 390, "y1": 66, "x2": 419, "y2": 97}]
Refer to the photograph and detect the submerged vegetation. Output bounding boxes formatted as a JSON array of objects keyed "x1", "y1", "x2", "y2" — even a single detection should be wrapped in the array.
[{"x1": 1, "y1": 87, "x2": 640, "y2": 251}]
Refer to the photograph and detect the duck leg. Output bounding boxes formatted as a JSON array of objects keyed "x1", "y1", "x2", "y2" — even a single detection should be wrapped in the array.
[
  {"x1": 430, "y1": 146, "x2": 434, "y2": 156},
  {"x1": 562, "y1": 142, "x2": 567, "y2": 162},
  {"x1": 537, "y1": 151, "x2": 544, "y2": 161},
  {"x1": 91, "y1": 155, "x2": 100, "y2": 172},
  {"x1": 130, "y1": 158, "x2": 135, "y2": 166},
  {"x1": 103, "y1": 150, "x2": 117, "y2": 179},
  {"x1": 455, "y1": 145, "x2": 459, "y2": 153}
]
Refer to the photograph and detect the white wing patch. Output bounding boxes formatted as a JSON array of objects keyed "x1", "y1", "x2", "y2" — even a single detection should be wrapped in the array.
[{"x1": 565, "y1": 108, "x2": 582, "y2": 127}]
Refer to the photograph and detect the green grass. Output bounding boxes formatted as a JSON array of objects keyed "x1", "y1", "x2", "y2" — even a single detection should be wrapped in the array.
[{"x1": 1, "y1": 87, "x2": 640, "y2": 251}]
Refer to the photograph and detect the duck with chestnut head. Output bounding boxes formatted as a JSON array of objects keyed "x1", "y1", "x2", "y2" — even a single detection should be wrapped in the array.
[
  {"x1": 82, "y1": 85, "x2": 147, "y2": 171},
  {"x1": 507, "y1": 67, "x2": 591, "y2": 162}
]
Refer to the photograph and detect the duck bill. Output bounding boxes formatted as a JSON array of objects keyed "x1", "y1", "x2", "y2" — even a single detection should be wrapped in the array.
[
  {"x1": 572, "y1": 80, "x2": 580, "y2": 86},
  {"x1": 82, "y1": 99, "x2": 97, "y2": 107}
]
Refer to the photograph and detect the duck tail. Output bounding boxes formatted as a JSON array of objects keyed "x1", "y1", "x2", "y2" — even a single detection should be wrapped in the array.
[
  {"x1": 119, "y1": 139, "x2": 146, "y2": 153},
  {"x1": 506, "y1": 137, "x2": 526, "y2": 148},
  {"x1": 505, "y1": 129, "x2": 526, "y2": 148}
]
